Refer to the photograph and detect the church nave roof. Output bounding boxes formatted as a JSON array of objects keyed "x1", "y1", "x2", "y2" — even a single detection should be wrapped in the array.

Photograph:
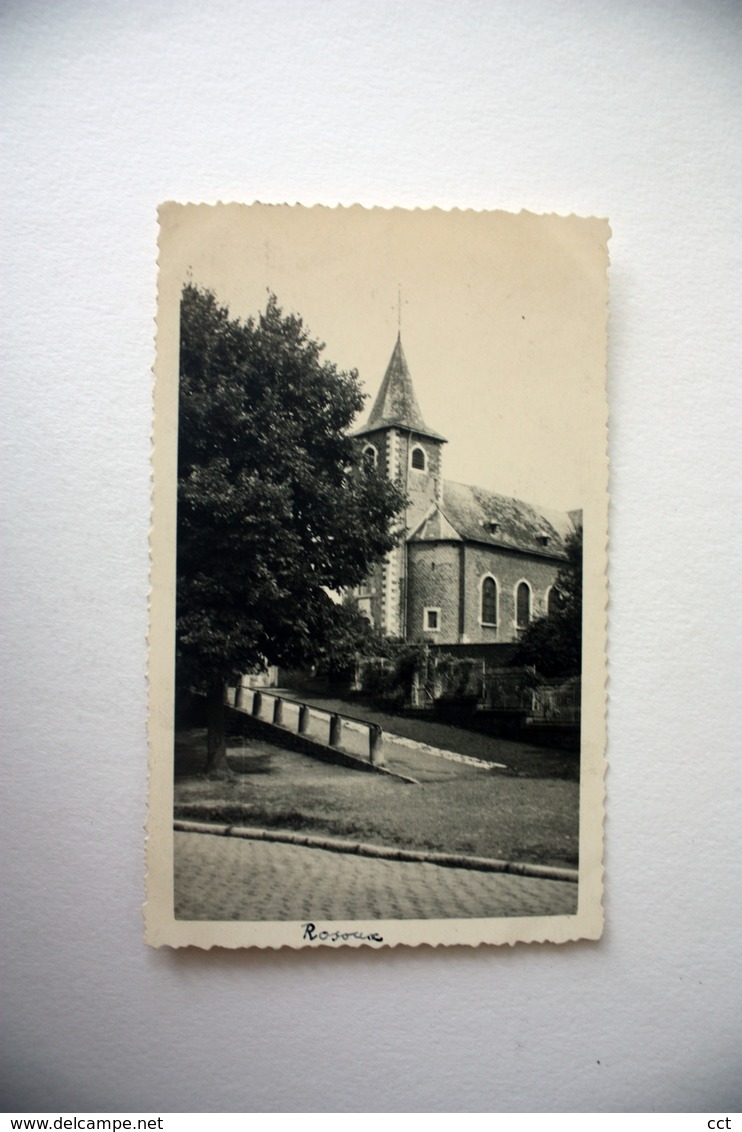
[{"x1": 409, "y1": 480, "x2": 578, "y2": 559}]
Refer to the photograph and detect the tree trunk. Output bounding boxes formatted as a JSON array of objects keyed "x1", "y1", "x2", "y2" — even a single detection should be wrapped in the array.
[{"x1": 205, "y1": 679, "x2": 230, "y2": 775}]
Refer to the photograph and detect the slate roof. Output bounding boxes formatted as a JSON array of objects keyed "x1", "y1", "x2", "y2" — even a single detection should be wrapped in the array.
[
  {"x1": 353, "y1": 334, "x2": 447, "y2": 442},
  {"x1": 409, "y1": 480, "x2": 578, "y2": 559}
]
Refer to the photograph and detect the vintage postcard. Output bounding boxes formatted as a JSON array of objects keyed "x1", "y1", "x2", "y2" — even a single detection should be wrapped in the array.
[{"x1": 147, "y1": 204, "x2": 609, "y2": 949}]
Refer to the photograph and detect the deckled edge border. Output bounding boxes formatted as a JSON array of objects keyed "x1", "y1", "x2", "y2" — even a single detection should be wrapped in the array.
[{"x1": 144, "y1": 202, "x2": 610, "y2": 951}]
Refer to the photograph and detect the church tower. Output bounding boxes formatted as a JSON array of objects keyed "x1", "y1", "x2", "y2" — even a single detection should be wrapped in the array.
[{"x1": 353, "y1": 335, "x2": 447, "y2": 637}]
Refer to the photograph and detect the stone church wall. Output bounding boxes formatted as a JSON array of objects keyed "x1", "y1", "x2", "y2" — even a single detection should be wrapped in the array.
[
  {"x1": 463, "y1": 545, "x2": 561, "y2": 644},
  {"x1": 392, "y1": 432, "x2": 444, "y2": 533},
  {"x1": 406, "y1": 541, "x2": 462, "y2": 644},
  {"x1": 403, "y1": 541, "x2": 563, "y2": 646}
]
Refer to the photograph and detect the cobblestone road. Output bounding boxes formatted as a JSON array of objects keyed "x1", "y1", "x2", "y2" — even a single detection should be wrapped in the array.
[{"x1": 174, "y1": 830, "x2": 577, "y2": 921}]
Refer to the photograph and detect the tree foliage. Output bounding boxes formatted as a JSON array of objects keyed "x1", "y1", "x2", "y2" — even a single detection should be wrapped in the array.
[
  {"x1": 511, "y1": 527, "x2": 583, "y2": 678},
  {"x1": 311, "y1": 600, "x2": 391, "y2": 682},
  {"x1": 176, "y1": 284, "x2": 406, "y2": 767}
]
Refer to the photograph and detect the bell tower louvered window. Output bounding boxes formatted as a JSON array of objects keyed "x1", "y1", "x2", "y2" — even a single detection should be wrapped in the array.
[{"x1": 411, "y1": 445, "x2": 426, "y2": 471}]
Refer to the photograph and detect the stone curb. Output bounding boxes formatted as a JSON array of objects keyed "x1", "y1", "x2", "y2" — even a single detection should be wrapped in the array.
[{"x1": 173, "y1": 818, "x2": 579, "y2": 884}]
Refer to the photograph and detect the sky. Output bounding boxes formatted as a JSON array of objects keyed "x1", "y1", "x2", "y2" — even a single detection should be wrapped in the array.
[{"x1": 159, "y1": 204, "x2": 609, "y2": 512}]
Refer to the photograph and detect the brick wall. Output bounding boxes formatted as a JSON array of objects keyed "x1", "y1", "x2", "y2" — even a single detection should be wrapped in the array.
[
  {"x1": 357, "y1": 427, "x2": 445, "y2": 636},
  {"x1": 463, "y1": 544, "x2": 561, "y2": 643},
  {"x1": 403, "y1": 541, "x2": 563, "y2": 645},
  {"x1": 393, "y1": 432, "x2": 444, "y2": 532},
  {"x1": 406, "y1": 541, "x2": 462, "y2": 643}
]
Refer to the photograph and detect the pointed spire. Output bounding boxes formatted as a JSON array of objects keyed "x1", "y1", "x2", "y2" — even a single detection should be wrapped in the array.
[{"x1": 354, "y1": 334, "x2": 447, "y2": 442}]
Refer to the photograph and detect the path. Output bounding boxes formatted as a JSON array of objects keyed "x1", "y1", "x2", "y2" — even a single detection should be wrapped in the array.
[
  {"x1": 249, "y1": 686, "x2": 578, "y2": 780},
  {"x1": 174, "y1": 830, "x2": 578, "y2": 922},
  {"x1": 244, "y1": 689, "x2": 501, "y2": 783}
]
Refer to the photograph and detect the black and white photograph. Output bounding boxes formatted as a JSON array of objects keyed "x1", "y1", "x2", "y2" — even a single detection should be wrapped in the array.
[
  {"x1": 147, "y1": 203, "x2": 608, "y2": 949},
  {"x1": 6, "y1": 0, "x2": 741, "y2": 1112}
]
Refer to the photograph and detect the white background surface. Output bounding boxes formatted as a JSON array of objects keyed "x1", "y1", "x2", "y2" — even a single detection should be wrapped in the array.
[{"x1": 3, "y1": 0, "x2": 741, "y2": 1114}]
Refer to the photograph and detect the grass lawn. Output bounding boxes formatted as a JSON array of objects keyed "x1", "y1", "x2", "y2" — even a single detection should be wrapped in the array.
[
  {"x1": 175, "y1": 728, "x2": 579, "y2": 869},
  {"x1": 271, "y1": 689, "x2": 580, "y2": 780}
]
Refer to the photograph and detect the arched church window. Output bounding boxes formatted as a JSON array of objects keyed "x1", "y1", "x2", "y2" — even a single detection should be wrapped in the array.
[
  {"x1": 410, "y1": 445, "x2": 426, "y2": 471},
  {"x1": 516, "y1": 581, "x2": 532, "y2": 629},
  {"x1": 481, "y1": 577, "x2": 498, "y2": 626},
  {"x1": 363, "y1": 444, "x2": 378, "y2": 469}
]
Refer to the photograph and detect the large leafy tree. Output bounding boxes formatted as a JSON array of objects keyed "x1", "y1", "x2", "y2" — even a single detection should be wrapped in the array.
[
  {"x1": 176, "y1": 284, "x2": 405, "y2": 771},
  {"x1": 512, "y1": 526, "x2": 583, "y2": 678},
  {"x1": 311, "y1": 599, "x2": 393, "y2": 683}
]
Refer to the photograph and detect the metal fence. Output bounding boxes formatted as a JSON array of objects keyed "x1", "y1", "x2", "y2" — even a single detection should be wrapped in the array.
[
  {"x1": 481, "y1": 667, "x2": 535, "y2": 711},
  {"x1": 529, "y1": 676, "x2": 581, "y2": 724},
  {"x1": 353, "y1": 653, "x2": 581, "y2": 724}
]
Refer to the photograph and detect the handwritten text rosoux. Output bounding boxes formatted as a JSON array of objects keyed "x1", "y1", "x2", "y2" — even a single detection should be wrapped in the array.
[{"x1": 301, "y1": 923, "x2": 384, "y2": 945}]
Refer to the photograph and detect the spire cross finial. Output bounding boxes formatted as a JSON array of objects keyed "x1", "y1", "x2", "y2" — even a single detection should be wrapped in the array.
[{"x1": 396, "y1": 286, "x2": 409, "y2": 334}]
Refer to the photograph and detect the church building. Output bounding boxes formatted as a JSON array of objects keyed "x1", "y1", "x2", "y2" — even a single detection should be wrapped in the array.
[{"x1": 351, "y1": 335, "x2": 580, "y2": 647}]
